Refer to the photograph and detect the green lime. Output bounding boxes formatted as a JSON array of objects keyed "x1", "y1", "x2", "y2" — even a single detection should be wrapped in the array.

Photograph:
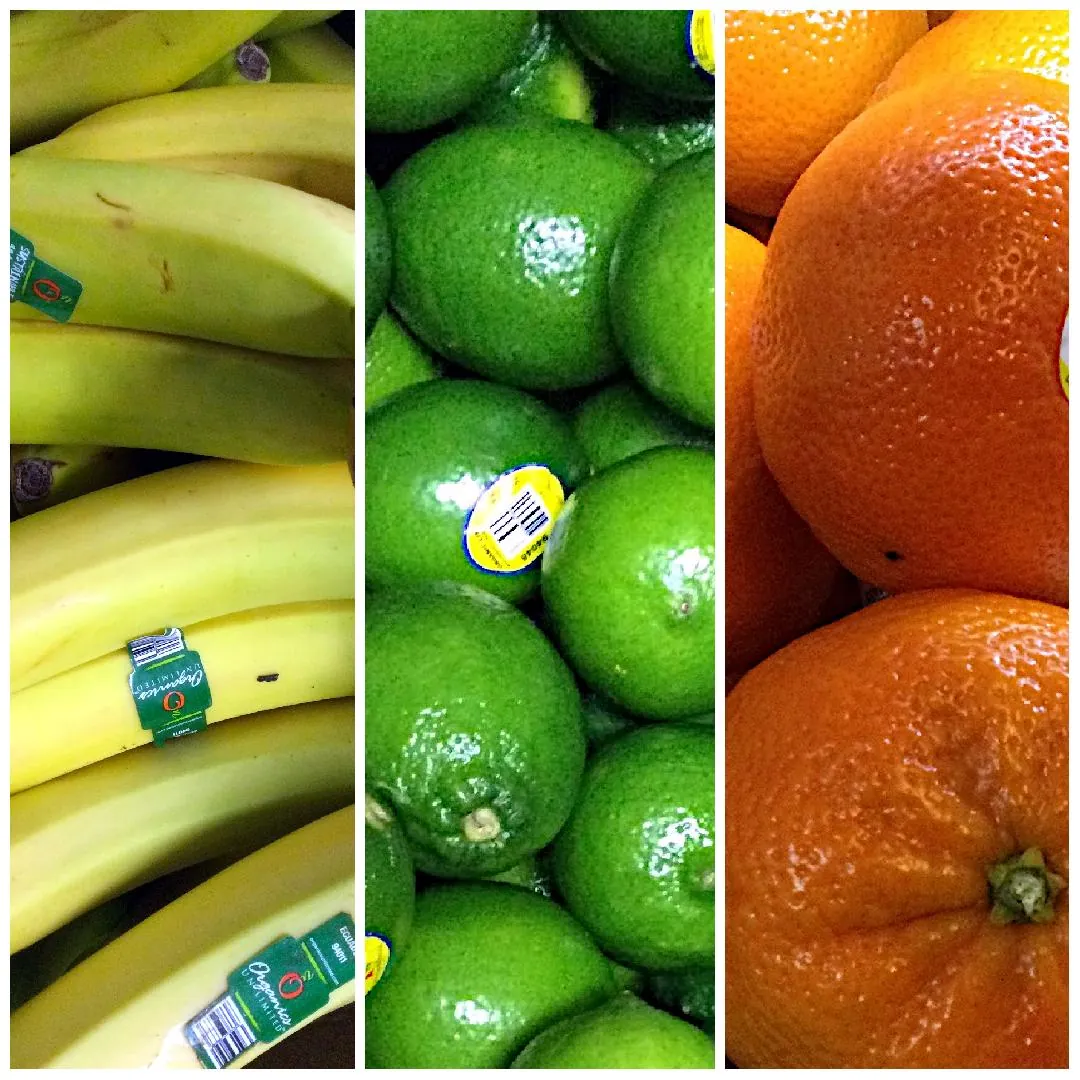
[
  {"x1": 484, "y1": 851, "x2": 554, "y2": 899},
  {"x1": 383, "y1": 120, "x2": 653, "y2": 390},
  {"x1": 610, "y1": 150, "x2": 715, "y2": 428},
  {"x1": 364, "y1": 794, "x2": 415, "y2": 997},
  {"x1": 609, "y1": 960, "x2": 648, "y2": 996},
  {"x1": 365, "y1": 10, "x2": 535, "y2": 132},
  {"x1": 364, "y1": 310, "x2": 438, "y2": 412},
  {"x1": 541, "y1": 446, "x2": 715, "y2": 719},
  {"x1": 465, "y1": 14, "x2": 596, "y2": 126},
  {"x1": 574, "y1": 380, "x2": 713, "y2": 477},
  {"x1": 559, "y1": 11, "x2": 714, "y2": 102},
  {"x1": 365, "y1": 585, "x2": 586, "y2": 878},
  {"x1": 511, "y1": 993, "x2": 716, "y2": 1068},
  {"x1": 365, "y1": 882, "x2": 617, "y2": 1068},
  {"x1": 607, "y1": 87, "x2": 716, "y2": 170},
  {"x1": 581, "y1": 692, "x2": 639, "y2": 753},
  {"x1": 365, "y1": 378, "x2": 586, "y2": 604},
  {"x1": 364, "y1": 175, "x2": 391, "y2": 336},
  {"x1": 553, "y1": 723, "x2": 715, "y2": 972},
  {"x1": 647, "y1": 967, "x2": 715, "y2": 1037}
]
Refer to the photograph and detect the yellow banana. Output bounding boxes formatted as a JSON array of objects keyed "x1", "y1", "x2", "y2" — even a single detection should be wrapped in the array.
[
  {"x1": 12, "y1": 11, "x2": 279, "y2": 148},
  {"x1": 12, "y1": 599, "x2": 354, "y2": 792},
  {"x1": 256, "y1": 11, "x2": 341, "y2": 40},
  {"x1": 13, "y1": 698, "x2": 355, "y2": 953},
  {"x1": 11, "y1": 459, "x2": 354, "y2": 693},
  {"x1": 10, "y1": 155, "x2": 354, "y2": 357},
  {"x1": 11, "y1": 443, "x2": 150, "y2": 516},
  {"x1": 265, "y1": 23, "x2": 355, "y2": 84},
  {"x1": 11, "y1": 322, "x2": 352, "y2": 464},
  {"x1": 11, "y1": 805, "x2": 355, "y2": 1069},
  {"x1": 25, "y1": 83, "x2": 355, "y2": 208}
]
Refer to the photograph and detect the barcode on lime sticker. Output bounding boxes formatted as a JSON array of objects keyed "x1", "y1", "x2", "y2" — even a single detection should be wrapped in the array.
[
  {"x1": 185, "y1": 993, "x2": 256, "y2": 1070},
  {"x1": 463, "y1": 464, "x2": 565, "y2": 575},
  {"x1": 489, "y1": 485, "x2": 550, "y2": 557},
  {"x1": 128, "y1": 626, "x2": 185, "y2": 669}
]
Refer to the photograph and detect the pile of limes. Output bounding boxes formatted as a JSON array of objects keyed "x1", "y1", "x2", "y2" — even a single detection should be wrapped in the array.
[{"x1": 364, "y1": 10, "x2": 715, "y2": 1070}]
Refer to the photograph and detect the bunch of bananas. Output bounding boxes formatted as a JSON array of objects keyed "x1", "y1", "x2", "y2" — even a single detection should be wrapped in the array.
[{"x1": 9, "y1": 10, "x2": 356, "y2": 1069}]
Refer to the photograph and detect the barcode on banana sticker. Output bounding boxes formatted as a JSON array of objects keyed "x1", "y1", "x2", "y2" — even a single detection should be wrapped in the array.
[
  {"x1": 462, "y1": 464, "x2": 565, "y2": 574},
  {"x1": 185, "y1": 993, "x2": 257, "y2": 1070},
  {"x1": 128, "y1": 626, "x2": 186, "y2": 669}
]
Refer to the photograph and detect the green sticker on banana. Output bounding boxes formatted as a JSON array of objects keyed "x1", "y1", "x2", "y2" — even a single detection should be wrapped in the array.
[
  {"x1": 127, "y1": 627, "x2": 212, "y2": 746},
  {"x1": 184, "y1": 913, "x2": 356, "y2": 1069},
  {"x1": 9, "y1": 229, "x2": 83, "y2": 322}
]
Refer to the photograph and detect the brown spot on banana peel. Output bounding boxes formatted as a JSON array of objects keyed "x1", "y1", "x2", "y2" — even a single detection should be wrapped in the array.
[
  {"x1": 95, "y1": 192, "x2": 130, "y2": 211},
  {"x1": 159, "y1": 259, "x2": 173, "y2": 293}
]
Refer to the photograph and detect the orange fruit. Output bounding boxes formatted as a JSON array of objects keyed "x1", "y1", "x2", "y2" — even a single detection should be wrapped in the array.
[
  {"x1": 752, "y1": 71, "x2": 1069, "y2": 607},
  {"x1": 725, "y1": 223, "x2": 841, "y2": 679},
  {"x1": 875, "y1": 10, "x2": 1069, "y2": 102},
  {"x1": 726, "y1": 589, "x2": 1068, "y2": 1068},
  {"x1": 725, "y1": 10, "x2": 927, "y2": 217},
  {"x1": 927, "y1": 11, "x2": 954, "y2": 30}
]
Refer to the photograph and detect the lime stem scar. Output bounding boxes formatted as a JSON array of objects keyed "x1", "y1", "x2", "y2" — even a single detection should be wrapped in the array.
[{"x1": 464, "y1": 807, "x2": 501, "y2": 842}]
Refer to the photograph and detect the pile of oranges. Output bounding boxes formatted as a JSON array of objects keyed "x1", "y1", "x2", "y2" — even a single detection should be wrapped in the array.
[{"x1": 724, "y1": 11, "x2": 1068, "y2": 1068}]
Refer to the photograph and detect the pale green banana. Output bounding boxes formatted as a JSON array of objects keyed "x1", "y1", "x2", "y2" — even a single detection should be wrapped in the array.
[
  {"x1": 11, "y1": 459, "x2": 354, "y2": 692},
  {"x1": 11, "y1": 10, "x2": 280, "y2": 147},
  {"x1": 12, "y1": 599, "x2": 354, "y2": 792},
  {"x1": 24, "y1": 83, "x2": 355, "y2": 207},
  {"x1": 256, "y1": 11, "x2": 342, "y2": 40},
  {"x1": 265, "y1": 23, "x2": 355, "y2": 84},
  {"x1": 11, "y1": 806, "x2": 355, "y2": 1069},
  {"x1": 12, "y1": 698, "x2": 355, "y2": 952},
  {"x1": 11, "y1": 322, "x2": 352, "y2": 464},
  {"x1": 10, "y1": 155, "x2": 355, "y2": 357}
]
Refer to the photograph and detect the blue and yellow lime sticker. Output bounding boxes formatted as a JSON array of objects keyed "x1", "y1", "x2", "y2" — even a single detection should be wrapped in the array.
[
  {"x1": 365, "y1": 933, "x2": 391, "y2": 995},
  {"x1": 686, "y1": 10, "x2": 714, "y2": 82},
  {"x1": 463, "y1": 464, "x2": 565, "y2": 575}
]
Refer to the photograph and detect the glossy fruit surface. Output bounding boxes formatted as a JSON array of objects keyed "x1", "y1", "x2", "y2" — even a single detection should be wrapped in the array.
[
  {"x1": 512, "y1": 993, "x2": 715, "y2": 1068},
  {"x1": 573, "y1": 380, "x2": 711, "y2": 478},
  {"x1": 559, "y1": 11, "x2": 714, "y2": 101},
  {"x1": 554, "y1": 723, "x2": 715, "y2": 972},
  {"x1": 365, "y1": 882, "x2": 616, "y2": 1068},
  {"x1": 363, "y1": 310, "x2": 437, "y2": 412},
  {"x1": 725, "y1": 9, "x2": 927, "y2": 215},
  {"x1": 876, "y1": 9, "x2": 1069, "y2": 101},
  {"x1": 365, "y1": 585, "x2": 585, "y2": 878},
  {"x1": 753, "y1": 72, "x2": 1068, "y2": 606},
  {"x1": 364, "y1": 794, "x2": 415, "y2": 995},
  {"x1": 542, "y1": 447, "x2": 715, "y2": 720},
  {"x1": 383, "y1": 121, "x2": 652, "y2": 390},
  {"x1": 727, "y1": 589, "x2": 1067, "y2": 1068},
  {"x1": 365, "y1": 10, "x2": 535, "y2": 131},
  {"x1": 725, "y1": 222, "x2": 841, "y2": 677},
  {"x1": 364, "y1": 174, "x2": 390, "y2": 335},
  {"x1": 610, "y1": 150, "x2": 715, "y2": 428},
  {"x1": 365, "y1": 378, "x2": 585, "y2": 604}
]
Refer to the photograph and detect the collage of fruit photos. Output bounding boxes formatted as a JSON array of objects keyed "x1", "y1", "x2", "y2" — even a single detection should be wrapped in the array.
[{"x1": 6, "y1": 6, "x2": 1068, "y2": 1073}]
